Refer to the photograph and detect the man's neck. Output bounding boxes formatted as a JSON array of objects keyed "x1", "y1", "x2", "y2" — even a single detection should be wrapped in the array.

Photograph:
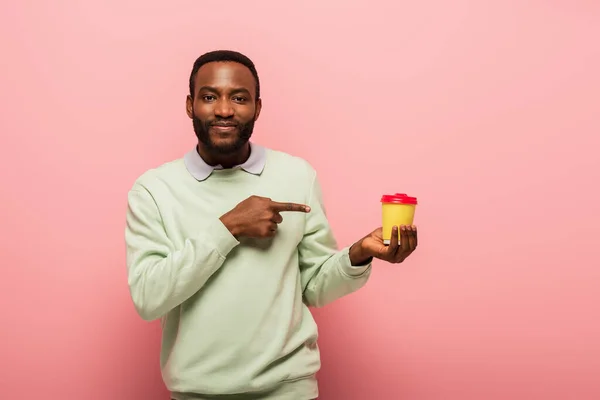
[{"x1": 196, "y1": 143, "x2": 251, "y2": 169}]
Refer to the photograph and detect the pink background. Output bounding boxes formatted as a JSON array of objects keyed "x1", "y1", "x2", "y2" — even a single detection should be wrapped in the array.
[{"x1": 1, "y1": 1, "x2": 599, "y2": 399}]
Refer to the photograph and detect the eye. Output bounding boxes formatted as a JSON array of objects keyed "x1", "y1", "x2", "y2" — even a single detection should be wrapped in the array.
[
  {"x1": 232, "y1": 96, "x2": 247, "y2": 103},
  {"x1": 202, "y1": 95, "x2": 216, "y2": 102}
]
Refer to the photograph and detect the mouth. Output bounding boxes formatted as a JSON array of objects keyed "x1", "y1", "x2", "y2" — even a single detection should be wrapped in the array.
[{"x1": 210, "y1": 124, "x2": 238, "y2": 133}]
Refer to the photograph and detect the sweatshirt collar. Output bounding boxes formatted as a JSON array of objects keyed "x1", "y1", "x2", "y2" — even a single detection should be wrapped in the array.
[{"x1": 184, "y1": 142, "x2": 266, "y2": 181}]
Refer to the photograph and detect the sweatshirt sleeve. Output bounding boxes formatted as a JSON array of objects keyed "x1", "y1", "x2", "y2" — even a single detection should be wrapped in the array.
[
  {"x1": 298, "y1": 171, "x2": 372, "y2": 308},
  {"x1": 125, "y1": 186, "x2": 239, "y2": 321}
]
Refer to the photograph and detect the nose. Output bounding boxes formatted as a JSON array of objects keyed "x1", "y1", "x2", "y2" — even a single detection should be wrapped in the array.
[{"x1": 214, "y1": 98, "x2": 234, "y2": 118}]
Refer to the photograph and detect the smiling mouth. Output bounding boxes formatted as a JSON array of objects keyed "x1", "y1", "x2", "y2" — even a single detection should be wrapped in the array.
[{"x1": 210, "y1": 125, "x2": 238, "y2": 133}]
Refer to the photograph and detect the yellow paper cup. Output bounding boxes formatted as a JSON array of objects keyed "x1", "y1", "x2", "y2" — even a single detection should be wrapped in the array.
[{"x1": 381, "y1": 193, "x2": 418, "y2": 245}]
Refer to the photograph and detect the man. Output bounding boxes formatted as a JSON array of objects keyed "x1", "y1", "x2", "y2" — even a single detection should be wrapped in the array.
[{"x1": 125, "y1": 50, "x2": 418, "y2": 400}]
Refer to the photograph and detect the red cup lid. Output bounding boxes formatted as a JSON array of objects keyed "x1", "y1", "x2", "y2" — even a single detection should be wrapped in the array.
[{"x1": 381, "y1": 193, "x2": 418, "y2": 204}]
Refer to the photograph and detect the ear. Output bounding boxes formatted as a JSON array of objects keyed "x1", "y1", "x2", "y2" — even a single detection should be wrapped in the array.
[
  {"x1": 186, "y1": 95, "x2": 194, "y2": 119},
  {"x1": 254, "y1": 98, "x2": 262, "y2": 121}
]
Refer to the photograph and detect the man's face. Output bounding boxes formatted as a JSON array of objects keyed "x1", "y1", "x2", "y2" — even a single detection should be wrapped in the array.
[{"x1": 186, "y1": 62, "x2": 261, "y2": 155}]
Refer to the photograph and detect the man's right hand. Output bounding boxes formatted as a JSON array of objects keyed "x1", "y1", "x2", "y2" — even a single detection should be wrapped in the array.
[{"x1": 219, "y1": 195, "x2": 311, "y2": 238}]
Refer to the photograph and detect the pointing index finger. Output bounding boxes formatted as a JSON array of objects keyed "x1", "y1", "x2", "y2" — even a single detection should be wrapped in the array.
[{"x1": 270, "y1": 201, "x2": 311, "y2": 213}]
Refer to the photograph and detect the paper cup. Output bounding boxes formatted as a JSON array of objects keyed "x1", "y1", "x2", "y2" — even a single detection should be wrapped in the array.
[{"x1": 381, "y1": 193, "x2": 417, "y2": 245}]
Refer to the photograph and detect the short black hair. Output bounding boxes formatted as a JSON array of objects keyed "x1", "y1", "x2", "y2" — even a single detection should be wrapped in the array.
[{"x1": 189, "y1": 50, "x2": 260, "y2": 100}]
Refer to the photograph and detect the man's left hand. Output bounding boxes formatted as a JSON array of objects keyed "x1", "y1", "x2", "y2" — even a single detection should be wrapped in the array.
[{"x1": 349, "y1": 225, "x2": 418, "y2": 266}]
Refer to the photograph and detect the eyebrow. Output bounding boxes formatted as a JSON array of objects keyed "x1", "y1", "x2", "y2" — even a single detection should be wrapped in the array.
[{"x1": 198, "y1": 86, "x2": 252, "y2": 96}]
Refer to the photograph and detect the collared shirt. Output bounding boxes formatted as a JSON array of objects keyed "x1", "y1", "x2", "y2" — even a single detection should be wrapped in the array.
[{"x1": 184, "y1": 142, "x2": 266, "y2": 181}]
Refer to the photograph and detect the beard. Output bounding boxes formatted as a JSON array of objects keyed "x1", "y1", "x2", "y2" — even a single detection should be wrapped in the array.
[{"x1": 192, "y1": 114, "x2": 255, "y2": 155}]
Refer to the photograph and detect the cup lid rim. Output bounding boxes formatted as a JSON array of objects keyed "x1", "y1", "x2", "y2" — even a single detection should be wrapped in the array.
[{"x1": 381, "y1": 193, "x2": 418, "y2": 204}]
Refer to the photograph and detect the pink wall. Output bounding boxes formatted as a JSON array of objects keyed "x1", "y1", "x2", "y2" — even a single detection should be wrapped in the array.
[{"x1": 2, "y1": 1, "x2": 599, "y2": 399}]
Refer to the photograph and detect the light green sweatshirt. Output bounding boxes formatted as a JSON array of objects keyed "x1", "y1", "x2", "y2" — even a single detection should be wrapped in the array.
[{"x1": 125, "y1": 146, "x2": 372, "y2": 399}]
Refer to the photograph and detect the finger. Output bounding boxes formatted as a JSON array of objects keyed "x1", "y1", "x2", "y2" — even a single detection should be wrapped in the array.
[
  {"x1": 268, "y1": 222, "x2": 277, "y2": 236},
  {"x1": 271, "y1": 201, "x2": 311, "y2": 213},
  {"x1": 387, "y1": 226, "x2": 400, "y2": 257},
  {"x1": 392, "y1": 226, "x2": 409, "y2": 263},
  {"x1": 404, "y1": 225, "x2": 414, "y2": 251},
  {"x1": 272, "y1": 212, "x2": 283, "y2": 224},
  {"x1": 408, "y1": 225, "x2": 417, "y2": 250},
  {"x1": 413, "y1": 225, "x2": 418, "y2": 248},
  {"x1": 400, "y1": 225, "x2": 410, "y2": 254}
]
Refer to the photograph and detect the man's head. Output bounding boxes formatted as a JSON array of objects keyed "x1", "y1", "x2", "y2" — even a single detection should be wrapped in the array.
[{"x1": 186, "y1": 50, "x2": 262, "y2": 156}]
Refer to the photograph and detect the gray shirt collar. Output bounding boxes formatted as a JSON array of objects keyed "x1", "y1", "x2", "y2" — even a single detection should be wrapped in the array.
[{"x1": 184, "y1": 142, "x2": 266, "y2": 181}]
